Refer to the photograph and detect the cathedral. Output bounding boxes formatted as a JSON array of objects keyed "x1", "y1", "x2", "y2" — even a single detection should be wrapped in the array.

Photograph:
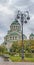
[{"x1": 3, "y1": 19, "x2": 27, "y2": 50}]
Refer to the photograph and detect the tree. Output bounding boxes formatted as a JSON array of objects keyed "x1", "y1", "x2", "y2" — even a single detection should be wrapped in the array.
[
  {"x1": 10, "y1": 41, "x2": 19, "y2": 53},
  {"x1": 25, "y1": 42, "x2": 31, "y2": 53},
  {"x1": 10, "y1": 41, "x2": 23, "y2": 56},
  {"x1": 0, "y1": 46, "x2": 7, "y2": 54}
]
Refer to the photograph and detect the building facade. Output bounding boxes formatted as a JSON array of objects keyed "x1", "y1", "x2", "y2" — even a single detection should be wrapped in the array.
[
  {"x1": 3, "y1": 19, "x2": 27, "y2": 50},
  {"x1": 29, "y1": 33, "x2": 34, "y2": 40}
]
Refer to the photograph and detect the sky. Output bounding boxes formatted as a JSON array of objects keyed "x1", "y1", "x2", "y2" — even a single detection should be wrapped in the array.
[{"x1": 0, "y1": 0, "x2": 34, "y2": 44}]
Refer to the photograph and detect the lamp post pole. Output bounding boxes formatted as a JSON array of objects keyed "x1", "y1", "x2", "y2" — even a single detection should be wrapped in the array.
[
  {"x1": 21, "y1": 14, "x2": 24, "y2": 59},
  {"x1": 17, "y1": 10, "x2": 30, "y2": 59}
]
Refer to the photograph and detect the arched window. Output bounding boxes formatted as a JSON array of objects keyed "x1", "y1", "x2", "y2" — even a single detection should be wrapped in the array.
[
  {"x1": 15, "y1": 36, "x2": 17, "y2": 40},
  {"x1": 13, "y1": 36, "x2": 14, "y2": 40}
]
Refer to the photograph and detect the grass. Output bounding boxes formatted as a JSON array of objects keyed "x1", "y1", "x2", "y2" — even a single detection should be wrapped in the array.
[
  {"x1": 9, "y1": 55, "x2": 34, "y2": 62},
  {"x1": 10, "y1": 56, "x2": 22, "y2": 62},
  {"x1": 25, "y1": 58, "x2": 34, "y2": 62}
]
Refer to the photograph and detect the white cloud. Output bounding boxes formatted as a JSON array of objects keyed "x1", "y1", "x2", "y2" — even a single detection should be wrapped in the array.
[
  {"x1": 0, "y1": 4, "x2": 14, "y2": 15},
  {"x1": 0, "y1": 0, "x2": 34, "y2": 44},
  {"x1": 0, "y1": 31, "x2": 6, "y2": 44},
  {"x1": 30, "y1": 0, "x2": 34, "y2": 2}
]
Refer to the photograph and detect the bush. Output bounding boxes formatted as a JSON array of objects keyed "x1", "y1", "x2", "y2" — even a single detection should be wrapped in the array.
[{"x1": 25, "y1": 53, "x2": 32, "y2": 58}]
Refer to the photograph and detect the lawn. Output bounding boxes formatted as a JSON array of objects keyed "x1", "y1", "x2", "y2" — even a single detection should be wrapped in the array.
[
  {"x1": 9, "y1": 55, "x2": 34, "y2": 62},
  {"x1": 25, "y1": 58, "x2": 34, "y2": 62},
  {"x1": 10, "y1": 56, "x2": 22, "y2": 62}
]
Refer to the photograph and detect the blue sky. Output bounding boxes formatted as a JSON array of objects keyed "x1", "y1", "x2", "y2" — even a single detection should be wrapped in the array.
[{"x1": 0, "y1": 0, "x2": 34, "y2": 44}]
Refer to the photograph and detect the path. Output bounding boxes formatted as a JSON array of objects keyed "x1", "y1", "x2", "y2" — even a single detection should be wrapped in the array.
[
  {"x1": 0, "y1": 62, "x2": 34, "y2": 65},
  {"x1": 0, "y1": 57, "x2": 34, "y2": 65}
]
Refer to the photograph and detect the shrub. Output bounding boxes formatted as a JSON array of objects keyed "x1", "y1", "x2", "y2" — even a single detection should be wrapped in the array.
[{"x1": 25, "y1": 53, "x2": 32, "y2": 58}]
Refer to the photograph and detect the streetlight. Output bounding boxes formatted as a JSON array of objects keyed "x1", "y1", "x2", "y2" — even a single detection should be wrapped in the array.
[{"x1": 16, "y1": 10, "x2": 30, "y2": 59}]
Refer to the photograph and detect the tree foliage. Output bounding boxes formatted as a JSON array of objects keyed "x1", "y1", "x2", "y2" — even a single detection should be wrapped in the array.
[{"x1": 0, "y1": 46, "x2": 7, "y2": 53}]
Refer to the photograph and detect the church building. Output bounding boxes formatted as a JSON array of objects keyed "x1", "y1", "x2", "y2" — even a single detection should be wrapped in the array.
[{"x1": 3, "y1": 19, "x2": 27, "y2": 50}]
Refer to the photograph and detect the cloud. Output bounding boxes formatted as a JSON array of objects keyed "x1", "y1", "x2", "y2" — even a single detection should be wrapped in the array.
[
  {"x1": 0, "y1": 0, "x2": 34, "y2": 44},
  {"x1": 0, "y1": 0, "x2": 8, "y2": 4},
  {"x1": 0, "y1": 31, "x2": 6, "y2": 44},
  {"x1": 30, "y1": 0, "x2": 34, "y2": 2},
  {"x1": 0, "y1": 4, "x2": 14, "y2": 14}
]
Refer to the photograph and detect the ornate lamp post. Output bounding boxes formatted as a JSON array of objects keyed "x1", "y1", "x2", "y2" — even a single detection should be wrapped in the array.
[{"x1": 16, "y1": 10, "x2": 30, "y2": 59}]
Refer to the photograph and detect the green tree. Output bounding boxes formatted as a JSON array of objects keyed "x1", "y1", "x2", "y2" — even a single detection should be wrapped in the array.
[
  {"x1": 10, "y1": 42, "x2": 19, "y2": 53},
  {"x1": 0, "y1": 46, "x2": 7, "y2": 54}
]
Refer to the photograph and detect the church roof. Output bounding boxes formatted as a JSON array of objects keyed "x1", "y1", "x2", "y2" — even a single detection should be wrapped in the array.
[
  {"x1": 11, "y1": 19, "x2": 20, "y2": 25},
  {"x1": 10, "y1": 32, "x2": 19, "y2": 35},
  {"x1": 30, "y1": 33, "x2": 34, "y2": 36}
]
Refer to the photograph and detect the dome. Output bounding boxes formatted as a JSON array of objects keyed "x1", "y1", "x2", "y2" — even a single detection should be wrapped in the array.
[
  {"x1": 30, "y1": 33, "x2": 34, "y2": 36},
  {"x1": 11, "y1": 19, "x2": 20, "y2": 25}
]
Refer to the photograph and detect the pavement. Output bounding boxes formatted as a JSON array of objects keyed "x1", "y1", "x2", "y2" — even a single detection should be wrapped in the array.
[
  {"x1": 0, "y1": 57, "x2": 34, "y2": 65},
  {"x1": 0, "y1": 62, "x2": 34, "y2": 65}
]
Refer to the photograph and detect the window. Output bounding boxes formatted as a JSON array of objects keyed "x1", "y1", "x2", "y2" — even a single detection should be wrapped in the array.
[
  {"x1": 14, "y1": 26, "x2": 15, "y2": 28},
  {"x1": 15, "y1": 36, "x2": 17, "y2": 40},
  {"x1": 16, "y1": 26, "x2": 17, "y2": 28},
  {"x1": 13, "y1": 36, "x2": 14, "y2": 40},
  {"x1": 10, "y1": 37, "x2": 12, "y2": 40}
]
